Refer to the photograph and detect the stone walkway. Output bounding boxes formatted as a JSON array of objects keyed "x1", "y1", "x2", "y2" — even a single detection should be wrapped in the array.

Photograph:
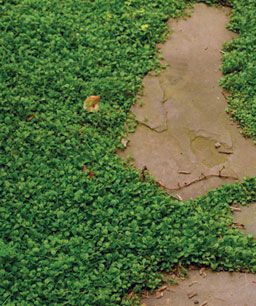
[
  {"x1": 119, "y1": 3, "x2": 256, "y2": 305},
  {"x1": 119, "y1": 4, "x2": 256, "y2": 200}
]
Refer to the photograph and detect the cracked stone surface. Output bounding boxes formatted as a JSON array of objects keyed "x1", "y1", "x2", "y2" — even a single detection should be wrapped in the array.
[
  {"x1": 118, "y1": 4, "x2": 256, "y2": 305},
  {"x1": 133, "y1": 76, "x2": 168, "y2": 133},
  {"x1": 233, "y1": 203, "x2": 256, "y2": 237},
  {"x1": 119, "y1": 3, "x2": 256, "y2": 200},
  {"x1": 141, "y1": 269, "x2": 256, "y2": 306}
]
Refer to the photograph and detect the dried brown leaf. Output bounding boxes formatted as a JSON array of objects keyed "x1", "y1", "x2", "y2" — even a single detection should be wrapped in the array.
[
  {"x1": 89, "y1": 171, "x2": 95, "y2": 179},
  {"x1": 121, "y1": 138, "x2": 129, "y2": 148},
  {"x1": 155, "y1": 291, "x2": 164, "y2": 299},
  {"x1": 157, "y1": 285, "x2": 167, "y2": 292},
  {"x1": 83, "y1": 96, "x2": 100, "y2": 112},
  {"x1": 230, "y1": 206, "x2": 241, "y2": 212},
  {"x1": 189, "y1": 281, "x2": 198, "y2": 287},
  {"x1": 234, "y1": 222, "x2": 245, "y2": 229},
  {"x1": 82, "y1": 165, "x2": 88, "y2": 172},
  {"x1": 199, "y1": 268, "x2": 207, "y2": 278},
  {"x1": 26, "y1": 114, "x2": 36, "y2": 121},
  {"x1": 187, "y1": 291, "x2": 198, "y2": 299}
]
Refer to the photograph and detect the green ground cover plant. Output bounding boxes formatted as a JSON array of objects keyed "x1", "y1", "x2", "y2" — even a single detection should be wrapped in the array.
[
  {"x1": 0, "y1": 0, "x2": 255, "y2": 304},
  {"x1": 220, "y1": 0, "x2": 256, "y2": 139}
]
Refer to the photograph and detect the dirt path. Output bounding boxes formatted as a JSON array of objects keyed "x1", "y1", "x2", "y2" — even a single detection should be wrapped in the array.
[{"x1": 119, "y1": 3, "x2": 256, "y2": 201}]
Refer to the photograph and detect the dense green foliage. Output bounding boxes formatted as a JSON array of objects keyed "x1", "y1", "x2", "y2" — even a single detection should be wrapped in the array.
[
  {"x1": 221, "y1": 0, "x2": 256, "y2": 139},
  {"x1": 0, "y1": 0, "x2": 255, "y2": 305}
]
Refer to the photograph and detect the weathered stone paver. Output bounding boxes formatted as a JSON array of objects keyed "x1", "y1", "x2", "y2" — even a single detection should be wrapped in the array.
[
  {"x1": 119, "y1": 3, "x2": 256, "y2": 305},
  {"x1": 120, "y1": 4, "x2": 256, "y2": 201}
]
